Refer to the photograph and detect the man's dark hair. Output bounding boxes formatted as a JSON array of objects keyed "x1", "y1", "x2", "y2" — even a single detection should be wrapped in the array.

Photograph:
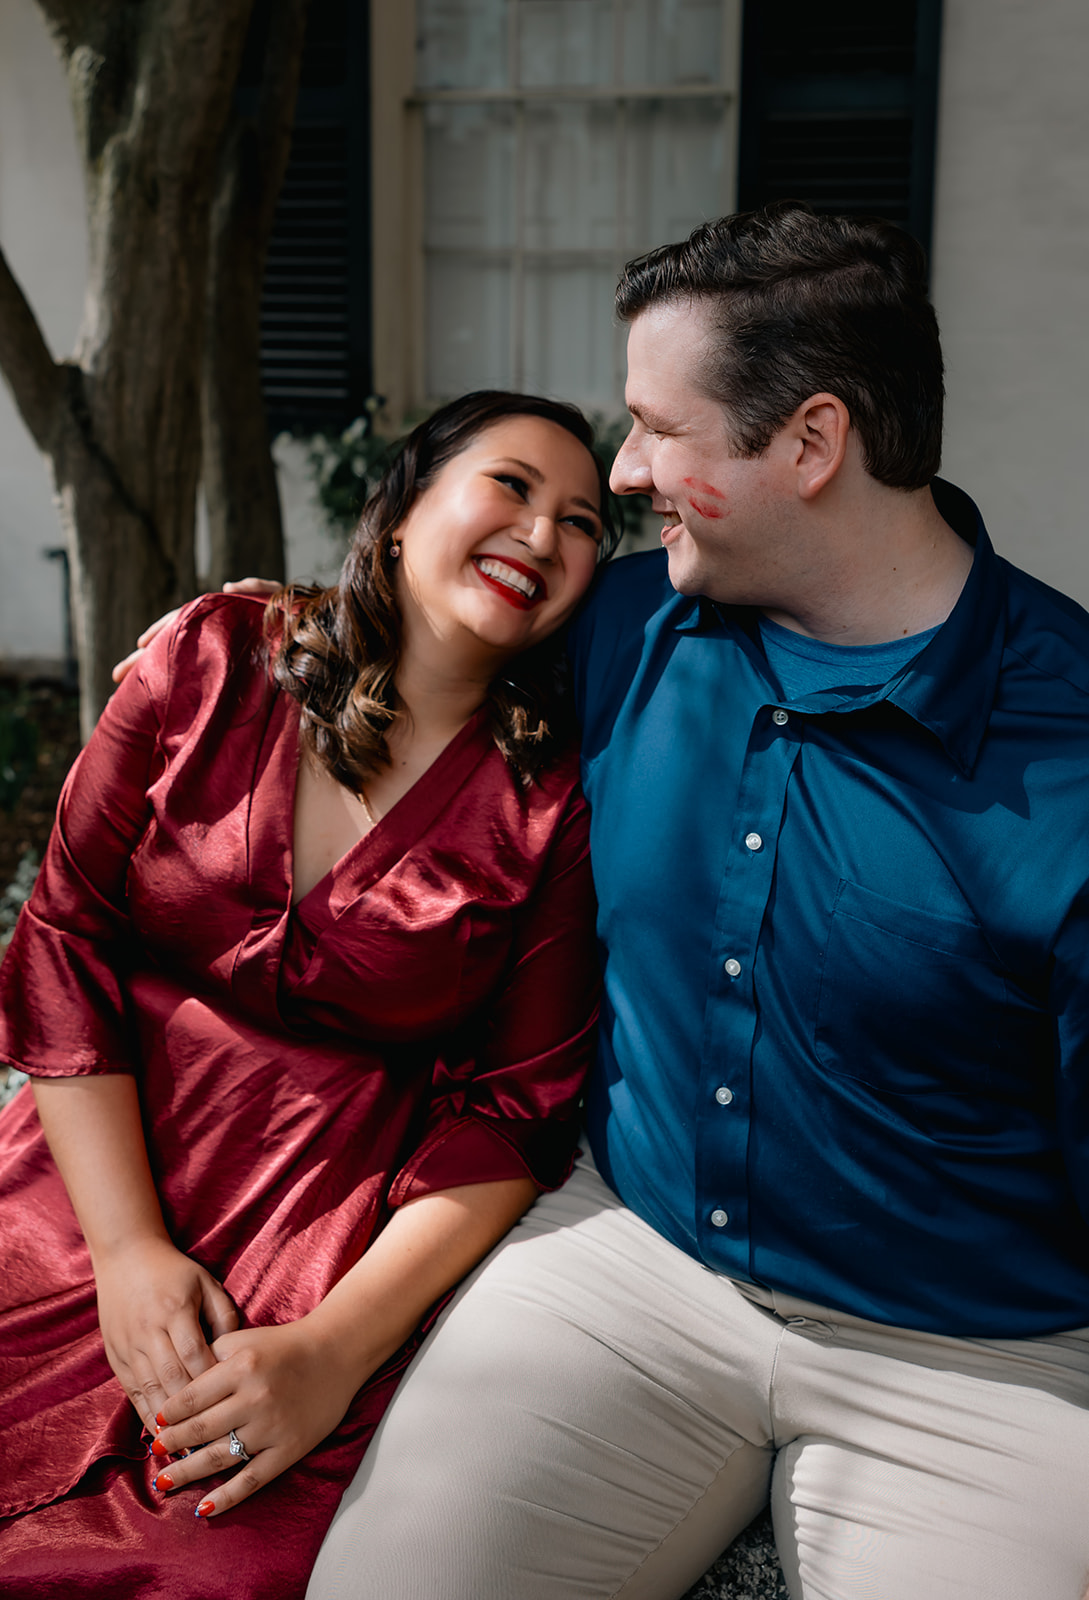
[{"x1": 615, "y1": 201, "x2": 943, "y2": 489}]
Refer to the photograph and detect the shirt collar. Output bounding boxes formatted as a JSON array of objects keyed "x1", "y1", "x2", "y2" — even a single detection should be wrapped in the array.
[{"x1": 672, "y1": 479, "x2": 1007, "y2": 778}]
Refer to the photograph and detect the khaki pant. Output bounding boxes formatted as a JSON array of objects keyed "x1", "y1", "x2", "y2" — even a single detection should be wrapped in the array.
[{"x1": 308, "y1": 1156, "x2": 1089, "y2": 1600}]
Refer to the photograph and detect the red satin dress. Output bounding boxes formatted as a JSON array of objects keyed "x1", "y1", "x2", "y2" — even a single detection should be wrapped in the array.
[{"x1": 0, "y1": 595, "x2": 598, "y2": 1598}]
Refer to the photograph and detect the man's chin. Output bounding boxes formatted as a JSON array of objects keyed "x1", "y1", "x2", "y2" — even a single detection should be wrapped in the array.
[{"x1": 664, "y1": 547, "x2": 703, "y2": 597}]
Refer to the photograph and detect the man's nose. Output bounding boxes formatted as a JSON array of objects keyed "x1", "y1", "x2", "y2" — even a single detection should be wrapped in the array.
[{"x1": 610, "y1": 428, "x2": 650, "y2": 497}]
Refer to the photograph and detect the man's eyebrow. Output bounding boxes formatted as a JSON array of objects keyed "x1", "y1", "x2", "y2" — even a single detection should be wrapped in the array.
[
  {"x1": 495, "y1": 457, "x2": 601, "y2": 518},
  {"x1": 626, "y1": 401, "x2": 669, "y2": 430}
]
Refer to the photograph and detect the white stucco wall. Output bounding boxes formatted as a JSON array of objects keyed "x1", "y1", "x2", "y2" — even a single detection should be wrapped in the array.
[
  {"x1": 932, "y1": 0, "x2": 1089, "y2": 605},
  {"x1": 0, "y1": 1, "x2": 85, "y2": 669}
]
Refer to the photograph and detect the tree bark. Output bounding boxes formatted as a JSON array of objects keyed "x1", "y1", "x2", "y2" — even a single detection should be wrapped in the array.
[
  {"x1": 0, "y1": 244, "x2": 181, "y2": 735},
  {"x1": 0, "y1": 244, "x2": 67, "y2": 450},
  {"x1": 203, "y1": 0, "x2": 309, "y2": 588},
  {"x1": 0, "y1": 0, "x2": 259, "y2": 736},
  {"x1": 0, "y1": 0, "x2": 307, "y2": 733}
]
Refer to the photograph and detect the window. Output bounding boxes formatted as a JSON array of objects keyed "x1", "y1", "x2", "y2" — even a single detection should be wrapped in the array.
[{"x1": 390, "y1": 0, "x2": 742, "y2": 416}]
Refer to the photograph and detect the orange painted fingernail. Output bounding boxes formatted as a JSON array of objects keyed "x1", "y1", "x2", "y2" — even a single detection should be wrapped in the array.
[
  {"x1": 195, "y1": 1500, "x2": 215, "y2": 1519},
  {"x1": 154, "y1": 1471, "x2": 174, "y2": 1491},
  {"x1": 150, "y1": 1437, "x2": 169, "y2": 1458},
  {"x1": 155, "y1": 1411, "x2": 166, "y2": 1428}
]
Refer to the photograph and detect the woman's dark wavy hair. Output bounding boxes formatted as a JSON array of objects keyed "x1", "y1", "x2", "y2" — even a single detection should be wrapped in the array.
[
  {"x1": 269, "y1": 390, "x2": 617, "y2": 791},
  {"x1": 616, "y1": 201, "x2": 944, "y2": 489}
]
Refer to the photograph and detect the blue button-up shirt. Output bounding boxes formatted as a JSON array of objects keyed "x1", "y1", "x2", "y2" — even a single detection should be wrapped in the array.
[{"x1": 570, "y1": 481, "x2": 1089, "y2": 1337}]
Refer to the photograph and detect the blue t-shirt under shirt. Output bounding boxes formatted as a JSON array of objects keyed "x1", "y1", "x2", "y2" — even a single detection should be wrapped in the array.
[{"x1": 757, "y1": 614, "x2": 939, "y2": 702}]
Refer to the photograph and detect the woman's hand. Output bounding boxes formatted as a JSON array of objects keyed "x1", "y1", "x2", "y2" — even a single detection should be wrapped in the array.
[
  {"x1": 151, "y1": 1177, "x2": 538, "y2": 1516},
  {"x1": 150, "y1": 1318, "x2": 362, "y2": 1517},
  {"x1": 111, "y1": 579, "x2": 281, "y2": 684},
  {"x1": 94, "y1": 1237, "x2": 239, "y2": 1434}
]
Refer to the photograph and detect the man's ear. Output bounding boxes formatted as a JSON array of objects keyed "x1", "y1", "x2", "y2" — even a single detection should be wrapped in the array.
[{"x1": 792, "y1": 393, "x2": 850, "y2": 500}]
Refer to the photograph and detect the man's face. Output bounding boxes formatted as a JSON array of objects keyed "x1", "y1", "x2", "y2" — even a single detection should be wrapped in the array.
[{"x1": 610, "y1": 299, "x2": 798, "y2": 605}]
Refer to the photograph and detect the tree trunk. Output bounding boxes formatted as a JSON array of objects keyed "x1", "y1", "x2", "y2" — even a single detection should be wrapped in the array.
[
  {"x1": 65, "y1": 0, "x2": 256, "y2": 735},
  {"x1": 0, "y1": 0, "x2": 260, "y2": 737},
  {"x1": 203, "y1": 0, "x2": 310, "y2": 588}
]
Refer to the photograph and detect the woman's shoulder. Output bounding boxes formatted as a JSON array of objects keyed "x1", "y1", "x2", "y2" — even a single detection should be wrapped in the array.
[
  {"x1": 156, "y1": 591, "x2": 271, "y2": 682},
  {"x1": 136, "y1": 592, "x2": 277, "y2": 735},
  {"x1": 167, "y1": 591, "x2": 270, "y2": 652},
  {"x1": 490, "y1": 738, "x2": 588, "y2": 850}
]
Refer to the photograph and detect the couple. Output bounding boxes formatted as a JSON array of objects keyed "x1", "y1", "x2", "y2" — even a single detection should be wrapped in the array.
[{"x1": 3, "y1": 201, "x2": 1089, "y2": 1599}]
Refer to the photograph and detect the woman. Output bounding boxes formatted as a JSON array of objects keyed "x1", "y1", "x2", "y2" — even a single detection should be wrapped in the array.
[{"x1": 0, "y1": 391, "x2": 616, "y2": 1596}]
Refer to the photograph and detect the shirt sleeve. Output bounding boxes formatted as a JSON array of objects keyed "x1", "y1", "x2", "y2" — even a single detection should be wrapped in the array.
[
  {"x1": 1053, "y1": 880, "x2": 1089, "y2": 1222},
  {"x1": 387, "y1": 786, "x2": 600, "y2": 1201},
  {"x1": 0, "y1": 624, "x2": 175, "y2": 1077}
]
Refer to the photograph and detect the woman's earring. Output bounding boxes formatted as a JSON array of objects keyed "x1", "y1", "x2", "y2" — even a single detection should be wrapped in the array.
[{"x1": 389, "y1": 542, "x2": 401, "y2": 559}]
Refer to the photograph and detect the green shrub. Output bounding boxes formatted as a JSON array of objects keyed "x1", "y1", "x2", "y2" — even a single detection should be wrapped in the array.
[{"x1": 0, "y1": 691, "x2": 39, "y2": 814}]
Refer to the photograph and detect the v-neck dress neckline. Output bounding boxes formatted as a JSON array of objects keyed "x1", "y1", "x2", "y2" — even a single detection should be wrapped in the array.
[{"x1": 284, "y1": 703, "x2": 493, "y2": 920}]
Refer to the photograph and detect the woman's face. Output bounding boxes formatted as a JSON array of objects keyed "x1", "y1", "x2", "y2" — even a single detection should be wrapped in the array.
[{"x1": 393, "y1": 415, "x2": 604, "y2": 675}]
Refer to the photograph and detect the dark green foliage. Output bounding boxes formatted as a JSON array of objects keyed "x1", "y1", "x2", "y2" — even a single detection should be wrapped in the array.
[
  {"x1": 0, "y1": 690, "x2": 40, "y2": 814},
  {"x1": 304, "y1": 403, "x2": 407, "y2": 544}
]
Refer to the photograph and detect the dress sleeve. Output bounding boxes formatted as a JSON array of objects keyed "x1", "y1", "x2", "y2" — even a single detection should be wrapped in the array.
[
  {"x1": 0, "y1": 627, "x2": 174, "y2": 1077},
  {"x1": 388, "y1": 786, "x2": 600, "y2": 1200}
]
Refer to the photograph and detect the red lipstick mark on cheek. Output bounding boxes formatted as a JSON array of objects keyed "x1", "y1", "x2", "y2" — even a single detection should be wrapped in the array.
[
  {"x1": 682, "y1": 477, "x2": 727, "y2": 519},
  {"x1": 683, "y1": 477, "x2": 725, "y2": 500}
]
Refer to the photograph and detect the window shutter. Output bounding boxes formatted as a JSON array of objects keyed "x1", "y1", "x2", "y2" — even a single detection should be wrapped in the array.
[
  {"x1": 739, "y1": 0, "x2": 942, "y2": 254},
  {"x1": 255, "y1": 0, "x2": 372, "y2": 430}
]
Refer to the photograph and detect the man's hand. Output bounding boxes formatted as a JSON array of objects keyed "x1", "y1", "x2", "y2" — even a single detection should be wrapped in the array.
[
  {"x1": 94, "y1": 1236, "x2": 239, "y2": 1434},
  {"x1": 110, "y1": 580, "x2": 281, "y2": 684},
  {"x1": 149, "y1": 1318, "x2": 361, "y2": 1517}
]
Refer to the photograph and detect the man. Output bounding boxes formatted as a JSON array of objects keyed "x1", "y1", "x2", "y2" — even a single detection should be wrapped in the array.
[
  {"x1": 301, "y1": 202, "x2": 1089, "y2": 1599},
  {"x1": 120, "y1": 202, "x2": 1088, "y2": 1596}
]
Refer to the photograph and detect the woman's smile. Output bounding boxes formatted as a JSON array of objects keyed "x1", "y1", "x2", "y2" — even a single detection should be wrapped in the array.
[{"x1": 472, "y1": 554, "x2": 547, "y2": 609}]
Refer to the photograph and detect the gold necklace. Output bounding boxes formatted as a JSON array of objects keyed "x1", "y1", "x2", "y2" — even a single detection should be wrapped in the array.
[{"x1": 358, "y1": 786, "x2": 378, "y2": 827}]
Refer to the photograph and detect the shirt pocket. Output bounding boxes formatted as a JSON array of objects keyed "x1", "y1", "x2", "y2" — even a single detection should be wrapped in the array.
[{"x1": 813, "y1": 878, "x2": 1020, "y2": 1098}]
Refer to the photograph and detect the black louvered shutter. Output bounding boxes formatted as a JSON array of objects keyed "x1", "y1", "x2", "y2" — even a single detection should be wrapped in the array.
[
  {"x1": 738, "y1": 1, "x2": 942, "y2": 255},
  {"x1": 242, "y1": 0, "x2": 371, "y2": 431}
]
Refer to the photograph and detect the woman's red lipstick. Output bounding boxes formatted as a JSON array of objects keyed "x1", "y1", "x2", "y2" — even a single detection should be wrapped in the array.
[{"x1": 472, "y1": 555, "x2": 545, "y2": 611}]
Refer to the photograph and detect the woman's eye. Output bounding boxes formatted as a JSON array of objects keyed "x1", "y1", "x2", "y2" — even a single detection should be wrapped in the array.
[
  {"x1": 563, "y1": 515, "x2": 600, "y2": 540},
  {"x1": 494, "y1": 473, "x2": 528, "y2": 496}
]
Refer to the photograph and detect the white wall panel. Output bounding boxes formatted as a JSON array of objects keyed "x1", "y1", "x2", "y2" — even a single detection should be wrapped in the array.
[{"x1": 932, "y1": 0, "x2": 1089, "y2": 605}]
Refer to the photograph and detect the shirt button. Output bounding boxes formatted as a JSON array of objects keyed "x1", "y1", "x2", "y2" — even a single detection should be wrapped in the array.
[
  {"x1": 711, "y1": 1209, "x2": 729, "y2": 1228},
  {"x1": 724, "y1": 958, "x2": 742, "y2": 978},
  {"x1": 744, "y1": 832, "x2": 763, "y2": 852},
  {"x1": 772, "y1": 708, "x2": 789, "y2": 726},
  {"x1": 715, "y1": 1086, "x2": 734, "y2": 1106}
]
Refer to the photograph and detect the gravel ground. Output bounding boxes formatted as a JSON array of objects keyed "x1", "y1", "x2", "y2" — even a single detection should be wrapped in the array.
[{"x1": 683, "y1": 1512, "x2": 789, "y2": 1599}]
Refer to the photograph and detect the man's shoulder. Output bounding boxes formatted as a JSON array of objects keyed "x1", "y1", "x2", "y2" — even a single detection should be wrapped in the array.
[
  {"x1": 569, "y1": 550, "x2": 682, "y2": 724},
  {"x1": 575, "y1": 548, "x2": 678, "y2": 646},
  {"x1": 1000, "y1": 556, "x2": 1089, "y2": 701},
  {"x1": 591, "y1": 546, "x2": 675, "y2": 607}
]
